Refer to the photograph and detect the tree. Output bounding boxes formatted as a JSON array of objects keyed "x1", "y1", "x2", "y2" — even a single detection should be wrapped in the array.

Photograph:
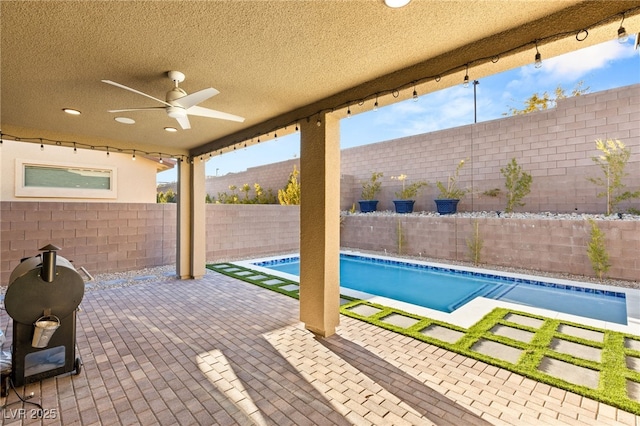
[
  {"x1": 501, "y1": 158, "x2": 532, "y2": 213},
  {"x1": 587, "y1": 139, "x2": 640, "y2": 215},
  {"x1": 278, "y1": 166, "x2": 301, "y2": 205},
  {"x1": 505, "y1": 81, "x2": 589, "y2": 116}
]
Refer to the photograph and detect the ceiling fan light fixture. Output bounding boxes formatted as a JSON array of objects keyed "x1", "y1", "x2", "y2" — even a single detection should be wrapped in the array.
[
  {"x1": 62, "y1": 108, "x2": 81, "y2": 115},
  {"x1": 114, "y1": 117, "x2": 135, "y2": 124},
  {"x1": 167, "y1": 106, "x2": 187, "y2": 119}
]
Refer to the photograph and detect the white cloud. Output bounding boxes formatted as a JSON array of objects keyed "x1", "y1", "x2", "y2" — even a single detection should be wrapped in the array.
[{"x1": 540, "y1": 39, "x2": 635, "y2": 82}]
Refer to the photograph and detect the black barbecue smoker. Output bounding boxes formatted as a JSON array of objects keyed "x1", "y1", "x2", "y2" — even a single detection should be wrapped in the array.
[{"x1": 4, "y1": 245, "x2": 84, "y2": 388}]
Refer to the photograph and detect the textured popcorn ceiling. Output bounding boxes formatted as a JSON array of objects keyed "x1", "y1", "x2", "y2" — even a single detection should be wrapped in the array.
[{"x1": 2, "y1": 1, "x2": 638, "y2": 156}]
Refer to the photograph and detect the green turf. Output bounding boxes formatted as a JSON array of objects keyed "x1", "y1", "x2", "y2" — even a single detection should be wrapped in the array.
[{"x1": 207, "y1": 263, "x2": 640, "y2": 415}]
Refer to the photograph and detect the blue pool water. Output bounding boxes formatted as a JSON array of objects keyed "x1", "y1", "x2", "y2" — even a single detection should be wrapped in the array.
[{"x1": 255, "y1": 254, "x2": 628, "y2": 324}]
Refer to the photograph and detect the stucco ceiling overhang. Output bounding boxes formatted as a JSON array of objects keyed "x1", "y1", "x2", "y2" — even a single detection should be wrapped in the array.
[{"x1": 2, "y1": 1, "x2": 639, "y2": 160}]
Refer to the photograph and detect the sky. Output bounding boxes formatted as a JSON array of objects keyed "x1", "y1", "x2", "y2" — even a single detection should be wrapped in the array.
[{"x1": 157, "y1": 38, "x2": 639, "y2": 184}]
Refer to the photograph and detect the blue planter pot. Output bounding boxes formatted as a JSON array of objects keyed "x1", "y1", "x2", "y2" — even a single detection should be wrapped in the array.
[
  {"x1": 358, "y1": 200, "x2": 379, "y2": 213},
  {"x1": 434, "y1": 199, "x2": 460, "y2": 215},
  {"x1": 393, "y1": 200, "x2": 415, "y2": 214}
]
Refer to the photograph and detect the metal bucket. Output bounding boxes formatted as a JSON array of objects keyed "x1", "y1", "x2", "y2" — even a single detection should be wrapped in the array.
[{"x1": 32, "y1": 316, "x2": 60, "y2": 348}]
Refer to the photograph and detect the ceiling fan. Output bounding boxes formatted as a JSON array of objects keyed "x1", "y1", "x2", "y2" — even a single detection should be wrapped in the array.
[{"x1": 102, "y1": 71, "x2": 244, "y2": 130}]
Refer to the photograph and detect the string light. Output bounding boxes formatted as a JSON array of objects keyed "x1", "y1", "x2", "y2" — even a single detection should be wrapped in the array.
[
  {"x1": 534, "y1": 41, "x2": 542, "y2": 68},
  {"x1": 463, "y1": 65, "x2": 469, "y2": 88},
  {"x1": 132, "y1": 150, "x2": 136, "y2": 161},
  {"x1": 412, "y1": 85, "x2": 418, "y2": 102},
  {"x1": 347, "y1": 105, "x2": 351, "y2": 117},
  {"x1": 373, "y1": 95, "x2": 379, "y2": 111},
  {"x1": 618, "y1": 14, "x2": 629, "y2": 43},
  {"x1": 73, "y1": 143, "x2": 77, "y2": 154},
  {"x1": 40, "y1": 143, "x2": 44, "y2": 151}
]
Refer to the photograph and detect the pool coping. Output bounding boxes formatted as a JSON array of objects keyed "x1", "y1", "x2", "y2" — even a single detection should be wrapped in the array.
[{"x1": 234, "y1": 250, "x2": 640, "y2": 336}]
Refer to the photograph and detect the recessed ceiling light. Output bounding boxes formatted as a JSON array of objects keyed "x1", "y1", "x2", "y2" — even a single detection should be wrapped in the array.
[
  {"x1": 164, "y1": 127, "x2": 178, "y2": 132},
  {"x1": 114, "y1": 117, "x2": 135, "y2": 124},
  {"x1": 62, "y1": 108, "x2": 81, "y2": 115},
  {"x1": 384, "y1": 0, "x2": 410, "y2": 7}
]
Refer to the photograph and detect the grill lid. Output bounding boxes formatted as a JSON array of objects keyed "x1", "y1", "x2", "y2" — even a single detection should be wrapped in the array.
[{"x1": 5, "y1": 247, "x2": 84, "y2": 325}]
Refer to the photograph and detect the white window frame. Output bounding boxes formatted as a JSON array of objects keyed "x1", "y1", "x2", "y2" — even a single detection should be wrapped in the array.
[{"x1": 15, "y1": 159, "x2": 118, "y2": 199}]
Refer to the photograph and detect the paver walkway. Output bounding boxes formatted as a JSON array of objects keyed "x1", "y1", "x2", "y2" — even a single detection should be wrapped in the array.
[{"x1": 0, "y1": 269, "x2": 639, "y2": 425}]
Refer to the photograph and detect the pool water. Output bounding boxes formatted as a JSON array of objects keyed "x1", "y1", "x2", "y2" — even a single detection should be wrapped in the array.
[{"x1": 256, "y1": 254, "x2": 628, "y2": 324}]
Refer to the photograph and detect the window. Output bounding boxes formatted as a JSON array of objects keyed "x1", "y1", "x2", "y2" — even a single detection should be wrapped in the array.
[{"x1": 15, "y1": 159, "x2": 117, "y2": 199}]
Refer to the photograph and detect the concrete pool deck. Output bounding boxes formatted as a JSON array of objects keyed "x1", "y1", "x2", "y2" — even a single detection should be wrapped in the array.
[{"x1": 2, "y1": 267, "x2": 639, "y2": 425}]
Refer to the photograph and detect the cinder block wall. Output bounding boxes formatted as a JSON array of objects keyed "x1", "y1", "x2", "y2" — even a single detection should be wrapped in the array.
[
  {"x1": 2, "y1": 202, "x2": 637, "y2": 282},
  {"x1": 343, "y1": 84, "x2": 639, "y2": 213},
  {"x1": 201, "y1": 84, "x2": 639, "y2": 214},
  {"x1": 0, "y1": 202, "x2": 177, "y2": 284},
  {"x1": 340, "y1": 215, "x2": 640, "y2": 281},
  {"x1": 205, "y1": 158, "x2": 300, "y2": 201},
  {"x1": 205, "y1": 204, "x2": 300, "y2": 261}
]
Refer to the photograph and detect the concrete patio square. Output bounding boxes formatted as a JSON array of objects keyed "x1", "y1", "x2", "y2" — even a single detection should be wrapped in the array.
[{"x1": 1, "y1": 270, "x2": 638, "y2": 425}]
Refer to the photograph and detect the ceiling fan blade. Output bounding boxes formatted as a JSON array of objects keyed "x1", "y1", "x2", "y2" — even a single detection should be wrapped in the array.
[
  {"x1": 175, "y1": 115, "x2": 191, "y2": 130},
  {"x1": 107, "y1": 107, "x2": 167, "y2": 113},
  {"x1": 186, "y1": 105, "x2": 245, "y2": 122},
  {"x1": 102, "y1": 80, "x2": 172, "y2": 107},
  {"x1": 174, "y1": 87, "x2": 219, "y2": 109}
]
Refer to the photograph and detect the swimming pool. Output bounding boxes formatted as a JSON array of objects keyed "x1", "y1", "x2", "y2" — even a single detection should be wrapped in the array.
[{"x1": 254, "y1": 253, "x2": 629, "y2": 325}]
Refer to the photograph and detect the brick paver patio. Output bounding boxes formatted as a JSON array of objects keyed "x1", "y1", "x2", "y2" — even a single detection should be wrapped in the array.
[{"x1": 1, "y1": 270, "x2": 639, "y2": 425}]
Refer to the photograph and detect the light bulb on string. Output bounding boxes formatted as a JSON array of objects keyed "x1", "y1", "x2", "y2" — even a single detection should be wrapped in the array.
[
  {"x1": 40, "y1": 143, "x2": 44, "y2": 151},
  {"x1": 373, "y1": 95, "x2": 379, "y2": 111},
  {"x1": 618, "y1": 14, "x2": 629, "y2": 43},
  {"x1": 534, "y1": 41, "x2": 542, "y2": 68},
  {"x1": 347, "y1": 105, "x2": 351, "y2": 118},
  {"x1": 463, "y1": 65, "x2": 469, "y2": 88},
  {"x1": 132, "y1": 150, "x2": 136, "y2": 161},
  {"x1": 412, "y1": 86, "x2": 418, "y2": 102},
  {"x1": 73, "y1": 143, "x2": 77, "y2": 154}
]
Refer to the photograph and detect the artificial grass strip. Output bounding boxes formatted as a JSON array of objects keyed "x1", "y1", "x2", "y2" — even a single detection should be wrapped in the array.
[{"x1": 206, "y1": 262, "x2": 640, "y2": 415}]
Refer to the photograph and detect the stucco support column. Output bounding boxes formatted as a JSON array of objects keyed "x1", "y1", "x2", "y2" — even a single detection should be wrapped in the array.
[
  {"x1": 176, "y1": 158, "x2": 206, "y2": 279},
  {"x1": 299, "y1": 113, "x2": 341, "y2": 337}
]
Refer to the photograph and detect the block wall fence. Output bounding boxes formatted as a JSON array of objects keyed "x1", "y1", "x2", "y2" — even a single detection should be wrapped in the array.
[
  {"x1": 204, "y1": 84, "x2": 640, "y2": 214},
  {"x1": 1, "y1": 201, "x2": 637, "y2": 282}
]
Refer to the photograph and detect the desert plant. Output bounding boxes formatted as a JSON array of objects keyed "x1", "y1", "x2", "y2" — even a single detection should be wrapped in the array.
[
  {"x1": 391, "y1": 174, "x2": 429, "y2": 200},
  {"x1": 587, "y1": 139, "x2": 640, "y2": 215},
  {"x1": 501, "y1": 158, "x2": 532, "y2": 213},
  {"x1": 361, "y1": 172, "x2": 384, "y2": 200},
  {"x1": 466, "y1": 220, "x2": 483, "y2": 266},
  {"x1": 278, "y1": 166, "x2": 301, "y2": 205},
  {"x1": 586, "y1": 219, "x2": 610, "y2": 280},
  {"x1": 436, "y1": 159, "x2": 468, "y2": 199}
]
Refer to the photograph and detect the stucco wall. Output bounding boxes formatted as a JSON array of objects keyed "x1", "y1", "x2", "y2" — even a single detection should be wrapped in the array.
[{"x1": 0, "y1": 140, "x2": 163, "y2": 203}]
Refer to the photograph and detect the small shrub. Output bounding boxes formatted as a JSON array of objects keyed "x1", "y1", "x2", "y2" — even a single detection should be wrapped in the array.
[
  {"x1": 391, "y1": 174, "x2": 429, "y2": 200},
  {"x1": 501, "y1": 158, "x2": 532, "y2": 213},
  {"x1": 586, "y1": 219, "x2": 610, "y2": 280},
  {"x1": 278, "y1": 165, "x2": 301, "y2": 205},
  {"x1": 466, "y1": 220, "x2": 483, "y2": 266},
  {"x1": 436, "y1": 159, "x2": 468, "y2": 199},
  {"x1": 587, "y1": 139, "x2": 640, "y2": 215},
  {"x1": 361, "y1": 172, "x2": 383, "y2": 200}
]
